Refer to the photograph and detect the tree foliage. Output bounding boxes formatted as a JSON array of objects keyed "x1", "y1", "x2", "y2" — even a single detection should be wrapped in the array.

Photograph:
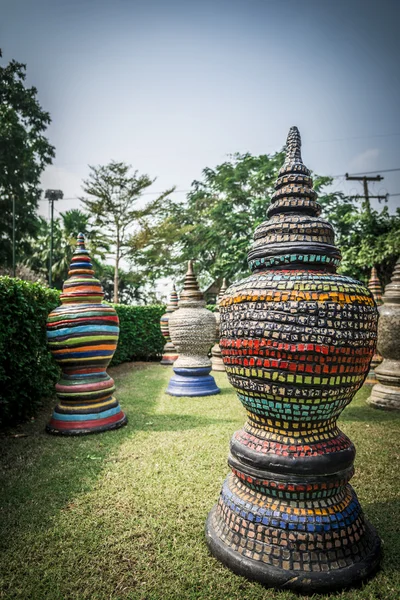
[
  {"x1": 0, "y1": 50, "x2": 55, "y2": 267},
  {"x1": 97, "y1": 264, "x2": 144, "y2": 304},
  {"x1": 130, "y1": 154, "x2": 400, "y2": 289},
  {"x1": 81, "y1": 161, "x2": 174, "y2": 302},
  {"x1": 26, "y1": 209, "x2": 108, "y2": 289},
  {"x1": 318, "y1": 183, "x2": 400, "y2": 285},
  {"x1": 130, "y1": 151, "x2": 285, "y2": 287}
]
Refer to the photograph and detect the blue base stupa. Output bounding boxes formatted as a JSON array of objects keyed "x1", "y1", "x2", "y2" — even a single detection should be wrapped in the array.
[
  {"x1": 166, "y1": 261, "x2": 221, "y2": 398},
  {"x1": 166, "y1": 366, "x2": 220, "y2": 397}
]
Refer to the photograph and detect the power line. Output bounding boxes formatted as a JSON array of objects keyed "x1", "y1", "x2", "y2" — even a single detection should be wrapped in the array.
[{"x1": 331, "y1": 167, "x2": 400, "y2": 178}]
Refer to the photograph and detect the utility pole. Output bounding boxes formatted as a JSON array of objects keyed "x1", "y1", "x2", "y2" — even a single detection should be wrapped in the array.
[
  {"x1": 12, "y1": 194, "x2": 16, "y2": 277},
  {"x1": 45, "y1": 189, "x2": 64, "y2": 287},
  {"x1": 345, "y1": 173, "x2": 387, "y2": 213}
]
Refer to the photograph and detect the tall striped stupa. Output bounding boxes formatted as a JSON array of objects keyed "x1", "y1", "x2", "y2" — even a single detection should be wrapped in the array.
[
  {"x1": 365, "y1": 267, "x2": 383, "y2": 385},
  {"x1": 46, "y1": 233, "x2": 127, "y2": 435},
  {"x1": 205, "y1": 127, "x2": 381, "y2": 592}
]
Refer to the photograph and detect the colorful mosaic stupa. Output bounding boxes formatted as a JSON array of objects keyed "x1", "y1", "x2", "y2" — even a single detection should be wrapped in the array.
[
  {"x1": 167, "y1": 261, "x2": 220, "y2": 396},
  {"x1": 365, "y1": 267, "x2": 383, "y2": 385},
  {"x1": 205, "y1": 128, "x2": 381, "y2": 592},
  {"x1": 211, "y1": 278, "x2": 228, "y2": 372},
  {"x1": 46, "y1": 233, "x2": 127, "y2": 434},
  {"x1": 368, "y1": 258, "x2": 400, "y2": 410},
  {"x1": 160, "y1": 284, "x2": 179, "y2": 365}
]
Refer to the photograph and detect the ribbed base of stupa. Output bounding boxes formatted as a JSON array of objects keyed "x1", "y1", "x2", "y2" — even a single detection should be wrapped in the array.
[
  {"x1": 368, "y1": 383, "x2": 400, "y2": 411},
  {"x1": 166, "y1": 366, "x2": 220, "y2": 396},
  {"x1": 205, "y1": 475, "x2": 381, "y2": 593},
  {"x1": 160, "y1": 355, "x2": 178, "y2": 365},
  {"x1": 160, "y1": 342, "x2": 178, "y2": 365},
  {"x1": 368, "y1": 360, "x2": 400, "y2": 410},
  {"x1": 211, "y1": 357, "x2": 226, "y2": 372},
  {"x1": 46, "y1": 403, "x2": 127, "y2": 435},
  {"x1": 365, "y1": 355, "x2": 382, "y2": 385}
]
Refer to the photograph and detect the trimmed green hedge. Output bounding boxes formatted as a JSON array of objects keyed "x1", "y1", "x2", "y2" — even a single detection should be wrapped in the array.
[
  {"x1": 0, "y1": 277, "x2": 60, "y2": 426},
  {"x1": 111, "y1": 304, "x2": 166, "y2": 365}
]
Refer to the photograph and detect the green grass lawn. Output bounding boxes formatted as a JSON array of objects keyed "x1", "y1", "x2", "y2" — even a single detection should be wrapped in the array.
[{"x1": 0, "y1": 363, "x2": 399, "y2": 600}]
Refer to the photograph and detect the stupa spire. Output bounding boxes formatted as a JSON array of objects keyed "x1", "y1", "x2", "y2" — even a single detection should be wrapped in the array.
[
  {"x1": 368, "y1": 266, "x2": 383, "y2": 306},
  {"x1": 61, "y1": 233, "x2": 103, "y2": 304},
  {"x1": 179, "y1": 261, "x2": 204, "y2": 302},
  {"x1": 248, "y1": 126, "x2": 341, "y2": 272},
  {"x1": 284, "y1": 126, "x2": 303, "y2": 164},
  {"x1": 218, "y1": 278, "x2": 228, "y2": 303}
]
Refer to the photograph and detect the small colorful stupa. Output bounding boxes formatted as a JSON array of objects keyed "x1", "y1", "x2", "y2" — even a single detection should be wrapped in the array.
[
  {"x1": 167, "y1": 261, "x2": 220, "y2": 396},
  {"x1": 160, "y1": 284, "x2": 179, "y2": 365},
  {"x1": 211, "y1": 278, "x2": 228, "y2": 372},
  {"x1": 46, "y1": 233, "x2": 127, "y2": 435},
  {"x1": 365, "y1": 267, "x2": 383, "y2": 385}
]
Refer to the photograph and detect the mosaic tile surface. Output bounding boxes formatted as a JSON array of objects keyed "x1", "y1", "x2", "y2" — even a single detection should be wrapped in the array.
[{"x1": 205, "y1": 127, "x2": 381, "y2": 592}]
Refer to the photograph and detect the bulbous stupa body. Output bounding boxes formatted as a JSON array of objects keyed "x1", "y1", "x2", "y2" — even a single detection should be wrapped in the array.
[
  {"x1": 365, "y1": 267, "x2": 383, "y2": 385},
  {"x1": 206, "y1": 128, "x2": 381, "y2": 592},
  {"x1": 46, "y1": 233, "x2": 127, "y2": 434},
  {"x1": 368, "y1": 259, "x2": 400, "y2": 410},
  {"x1": 211, "y1": 279, "x2": 228, "y2": 372},
  {"x1": 160, "y1": 284, "x2": 179, "y2": 365},
  {"x1": 167, "y1": 261, "x2": 220, "y2": 396}
]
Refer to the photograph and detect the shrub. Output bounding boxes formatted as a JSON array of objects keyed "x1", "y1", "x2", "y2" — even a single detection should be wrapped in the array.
[
  {"x1": 111, "y1": 304, "x2": 166, "y2": 365},
  {"x1": 0, "y1": 277, "x2": 60, "y2": 426}
]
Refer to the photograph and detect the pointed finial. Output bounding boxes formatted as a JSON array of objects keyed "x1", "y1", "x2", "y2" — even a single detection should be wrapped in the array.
[
  {"x1": 368, "y1": 266, "x2": 383, "y2": 305},
  {"x1": 217, "y1": 278, "x2": 228, "y2": 308},
  {"x1": 179, "y1": 260, "x2": 203, "y2": 302},
  {"x1": 61, "y1": 232, "x2": 103, "y2": 303},
  {"x1": 167, "y1": 283, "x2": 179, "y2": 312},
  {"x1": 284, "y1": 126, "x2": 302, "y2": 165},
  {"x1": 248, "y1": 127, "x2": 341, "y2": 272},
  {"x1": 267, "y1": 125, "x2": 318, "y2": 218}
]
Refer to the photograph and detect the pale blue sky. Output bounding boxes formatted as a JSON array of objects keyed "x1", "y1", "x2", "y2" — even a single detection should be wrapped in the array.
[{"x1": 1, "y1": 0, "x2": 399, "y2": 218}]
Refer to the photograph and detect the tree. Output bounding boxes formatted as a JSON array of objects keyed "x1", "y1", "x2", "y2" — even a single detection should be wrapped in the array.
[
  {"x1": 0, "y1": 50, "x2": 55, "y2": 267},
  {"x1": 96, "y1": 263, "x2": 144, "y2": 304},
  {"x1": 130, "y1": 153, "x2": 400, "y2": 290},
  {"x1": 81, "y1": 161, "x2": 174, "y2": 302},
  {"x1": 317, "y1": 181, "x2": 400, "y2": 285},
  {"x1": 130, "y1": 151, "x2": 286, "y2": 287},
  {"x1": 26, "y1": 209, "x2": 108, "y2": 288}
]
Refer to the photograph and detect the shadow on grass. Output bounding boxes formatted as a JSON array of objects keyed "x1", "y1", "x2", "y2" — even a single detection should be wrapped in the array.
[
  {"x1": 0, "y1": 364, "x2": 233, "y2": 555},
  {"x1": 363, "y1": 498, "x2": 400, "y2": 575}
]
